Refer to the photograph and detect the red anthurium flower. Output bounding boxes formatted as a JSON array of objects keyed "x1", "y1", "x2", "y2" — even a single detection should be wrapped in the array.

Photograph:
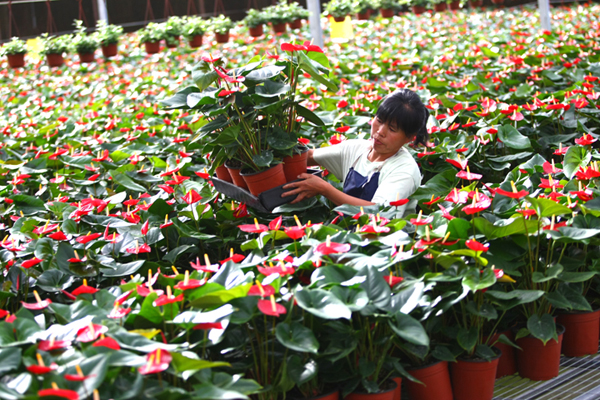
[
  {"x1": 574, "y1": 134, "x2": 596, "y2": 146},
  {"x1": 410, "y1": 211, "x2": 434, "y2": 226},
  {"x1": 21, "y1": 257, "x2": 44, "y2": 269},
  {"x1": 0, "y1": 309, "x2": 8, "y2": 319},
  {"x1": 76, "y1": 232, "x2": 102, "y2": 244},
  {"x1": 423, "y1": 195, "x2": 441, "y2": 206},
  {"x1": 48, "y1": 230, "x2": 68, "y2": 241},
  {"x1": 517, "y1": 208, "x2": 537, "y2": 217},
  {"x1": 284, "y1": 226, "x2": 306, "y2": 240},
  {"x1": 141, "y1": 220, "x2": 150, "y2": 236},
  {"x1": 438, "y1": 204, "x2": 455, "y2": 220},
  {"x1": 220, "y1": 251, "x2": 245, "y2": 264},
  {"x1": 92, "y1": 149, "x2": 110, "y2": 162},
  {"x1": 126, "y1": 241, "x2": 151, "y2": 254},
  {"x1": 258, "y1": 296, "x2": 287, "y2": 317},
  {"x1": 315, "y1": 237, "x2": 351, "y2": 255},
  {"x1": 190, "y1": 255, "x2": 220, "y2": 273},
  {"x1": 137, "y1": 284, "x2": 164, "y2": 298},
  {"x1": 445, "y1": 188, "x2": 470, "y2": 204},
  {"x1": 390, "y1": 198, "x2": 410, "y2": 207},
  {"x1": 328, "y1": 134, "x2": 345, "y2": 145},
  {"x1": 38, "y1": 338, "x2": 72, "y2": 352},
  {"x1": 248, "y1": 282, "x2": 276, "y2": 297},
  {"x1": 257, "y1": 263, "x2": 296, "y2": 276},
  {"x1": 269, "y1": 216, "x2": 283, "y2": 231},
  {"x1": 33, "y1": 222, "x2": 59, "y2": 235},
  {"x1": 462, "y1": 194, "x2": 492, "y2": 215},
  {"x1": 154, "y1": 286, "x2": 184, "y2": 307},
  {"x1": 195, "y1": 170, "x2": 210, "y2": 179},
  {"x1": 302, "y1": 40, "x2": 323, "y2": 53},
  {"x1": 359, "y1": 224, "x2": 390, "y2": 234},
  {"x1": 508, "y1": 110, "x2": 524, "y2": 121},
  {"x1": 570, "y1": 189, "x2": 593, "y2": 202},
  {"x1": 64, "y1": 365, "x2": 94, "y2": 382},
  {"x1": 71, "y1": 279, "x2": 99, "y2": 296},
  {"x1": 417, "y1": 151, "x2": 436, "y2": 158},
  {"x1": 384, "y1": 274, "x2": 404, "y2": 287},
  {"x1": 165, "y1": 174, "x2": 190, "y2": 185},
  {"x1": 107, "y1": 306, "x2": 131, "y2": 319},
  {"x1": 542, "y1": 218, "x2": 568, "y2": 231},
  {"x1": 77, "y1": 323, "x2": 108, "y2": 343},
  {"x1": 446, "y1": 157, "x2": 468, "y2": 170},
  {"x1": 238, "y1": 218, "x2": 269, "y2": 233},
  {"x1": 22, "y1": 291, "x2": 52, "y2": 310},
  {"x1": 281, "y1": 42, "x2": 306, "y2": 52},
  {"x1": 28, "y1": 353, "x2": 57, "y2": 375},
  {"x1": 539, "y1": 177, "x2": 564, "y2": 189},
  {"x1": 182, "y1": 189, "x2": 202, "y2": 204},
  {"x1": 495, "y1": 180, "x2": 529, "y2": 199},
  {"x1": 138, "y1": 348, "x2": 172, "y2": 375},
  {"x1": 337, "y1": 99, "x2": 349, "y2": 108},
  {"x1": 193, "y1": 322, "x2": 223, "y2": 330},
  {"x1": 39, "y1": 387, "x2": 78, "y2": 400},
  {"x1": 232, "y1": 203, "x2": 248, "y2": 218},
  {"x1": 456, "y1": 169, "x2": 482, "y2": 181},
  {"x1": 174, "y1": 271, "x2": 206, "y2": 290},
  {"x1": 465, "y1": 239, "x2": 489, "y2": 252},
  {"x1": 92, "y1": 336, "x2": 121, "y2": 350},
  {"x1": 575, "y1": 166, "x2": 600, "y2": 180},
  {"x1": 542, "y1": 161, "x2": 563, "y2": 174},
  {"x1": 159, "y1": 184, "x2": 175, "y2": 194}
]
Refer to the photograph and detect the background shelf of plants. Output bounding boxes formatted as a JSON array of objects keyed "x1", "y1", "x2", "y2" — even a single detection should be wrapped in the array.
[{"x1": 0, "y1": 2, "x2": 600, "y2": 400}]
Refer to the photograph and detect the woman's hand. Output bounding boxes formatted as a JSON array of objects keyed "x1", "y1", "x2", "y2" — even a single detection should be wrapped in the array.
[{"x1": 281, "y1": 173, "x2": 331, "y2": 204}]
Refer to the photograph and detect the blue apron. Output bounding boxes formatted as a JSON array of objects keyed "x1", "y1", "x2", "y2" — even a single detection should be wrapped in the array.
[{"x1": 342, "y1": 149, "x2": 387, "y2": 201}]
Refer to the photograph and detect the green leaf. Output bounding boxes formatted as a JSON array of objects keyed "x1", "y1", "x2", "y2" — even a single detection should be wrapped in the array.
[
  {"x1": 255, "y1": 80, "x2": 290, "y2": 97},
  {"x1": 171, "y1": 352, "x2": 229, "y2": 374},
  {"x1": 532, "y1": 264, "x2": 563, "y2": 283},
  {"x1": 252, "y1": 150, "x2": 274, "y2": 168},
  {"x1": 457, "y1": 327, "x2": 478, "y2": 353},
  {"x1": 388, "y1": 312, "x2": 429, "y2": 347},
  {"x1": 109, "y1": 172, "x2": 147, "y2": 192},
  {"x1": 100, "y1": 260, "x2": 146, "y2": 277},
  {"x1": 275, "y1": 322, "x2": 319, "y2": 353},
  {"x1": 244, "y1": 65, "x2": 285, "y2": 82},
  {"x1": 360, "y1": 265, "x2": 391, "y2": 309},
  {"x1": 295, "y1": 105, "x2": 325, "y2": 126},
  {"x1": 287, "y1": 356, "x2": 317, "y2": 386},
  {"x1": 527, "y1": 197, "x2": 572, "y2": 218},
  {"x1": 527, "y1": 314, "x2": 556, "y2": 345},
  {"x1": 213, "y1": 125, "x2": 240, "y2": 146},
  {"x1": 0, "y1": 348, "x2": 21, "y2": 374},
  {"x1": 297, "y1": 51, "x2": 338, "y2": 92},
  {"x1": 294, "y1": 288, "x2": 352, "y2": 320},
  {"x1": 192, "y1": 69, "x2": 219, "y2": 91},
  {"x1": 192, "y1": 383, "x2": 250, "y2": 400},
  {"x1": 36, "y1": 270, "x2": 75, "y2": 292},
  {"x1": 563, "y1": 145, "x2": 591, "y2": 179},
  {"x1": 188, "y1": 283, "x2": 252, "y2": 308},
  {"x1": 498, "y1": 124, "x2": 531, "y2": 150}
]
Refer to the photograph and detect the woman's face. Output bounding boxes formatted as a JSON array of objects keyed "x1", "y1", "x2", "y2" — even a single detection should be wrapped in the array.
[{"x1": 370, "y1": 116, "x2": 412, "y2": 159}]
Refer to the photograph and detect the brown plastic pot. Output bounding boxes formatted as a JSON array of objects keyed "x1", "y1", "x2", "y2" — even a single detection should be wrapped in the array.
[
  {"x1": 78, "y1": 52, "x2": 95, "y2": 63},
  {"x1": 225, "y1": 161, "x2": 248, "y2": 190},
  {"x1": 486, "y1": 330, "x2": 517, "y2": 378},
  {"x1": 7, "y1": 54, "x2": 25, "y2": 68},
  {"x1": 311, "y1": 390, "x2": 339, "y2": 400},
  {"x1": 241, "y1": 164, "x2": 287, "y2": 196},
  {"x1": 380, "y1": 8, "x2": 395, "y2": 17},
  {"x1": 406, "y1": 360, "x2": 452, "y2": 400},
  {"x1": 450, "y1": 349, "x2": 501, "y2": 400},
  {"x1": 166, "y1": 35, "x2": 180, "y2": 48},
  {"x1": 249, "y1": 25, "x2": 264, "y2": 37},
  {"x1": 515, "y1": 324, "x2": 565, "y2": 381},
  {"x1": 469, "y1": 0, "x2": 483, "y2": 6},
  {"x1": 283, "y1": 150, "x2": 308, "y2": 182},
  {"x1": 449, "y1": 0, "x2": 461, "y2": 9},
  {"x1": 272, "y1": 22, "x2": 287, "y2": 33},
  {"x1": 215, "y1": 32, "x2": 230, "y2": 43},
  {"x1": 101, "y1": 43, "x2": 118, "y2": 58},
  {"x1": 491, "y1": 0, "x2": 504, "y2": 4},
  {"x1": 215, "y1": 164, "x2": 233, "y2": 183},
  {"x1": 46, "y1": 53, "x2": 64, "y2": 67},
  {"x1": 333, "y1": 16, "x2": 347, "y2": 22},
  {"x1": 357, "y1": 11, "x2": 370, "y2": 19},
  {"x1": 391, "y1": 377, "x2": 402, "y2": 400},
  {"x1": 188, "y1": 35, "x2": 203, "y2": 48},
  {"x1": 289, "y1": 19, "x2": 302, "y2": 29},
  {"x1": 433, "y1": 3, "x2": 448, "y2": 11},
  {"x1": 144, "y1": 41, "x2": 161, "y2": 54},
  {"x1": 557, "y1": 309, "x2": 600, "y2": 357},
  {"x1": 412, "y1": 5, "x2": 427, "y2": 14},
  {"x1": 346, "y1": 380, "x2": 397, "y2": 400}
]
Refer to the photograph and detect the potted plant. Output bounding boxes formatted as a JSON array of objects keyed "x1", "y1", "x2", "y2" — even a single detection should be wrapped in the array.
[
  {"x1": 468, "y1": 0, "x2": 482, "y2": 7},
  {"x1": 39, "y1": 33, "x2": 69, "y2": 67},
  {"x1": 162, "y1": 41, "x2": 337, "y2": 195},
  {"x1": 449, "y1": 0, "x2": 462, "y2": 10},
  {"x1": 0, "y1": 37, "x2": 27, "y2": 68},
  {"x1": 263, "y1": 1, "x2": 293, "y2": 33},
  {"x1": 376, "y1": 0, "x2": 399, "y2": 17},
  {"x1": 209, "y1": 15, "x2": 234, "y2": 44},
  {"x1": 353, "y1": 0, "x2": 375, "y2": 19},
  {"x1": 410, "y1": 0, "x2": 428, "y2": 14},
  {"x1": 325, "y1": 0, "x2": 354, "y2": 22},
  {"x1": 138, "y1": 22, "x2": 164, "y2": 54},
  {"x1": 287, "y1": 2, "x2": 310, "y2": 29},
  {"x1": 95, "y1": 20, "x2": 123, "y2": 58},
  {"x1": 429, "y1": 0, "x2": 447, "y2": 12},
  {"x1": 244, "y1": 9, "x2": 266, "y2": 38},
  {"x1": 164, "y1": 16, "x2": 184, "y2": 48},
  {"x1": 183, "y1": 16, "x2": 206, "y2": 48},
  {"x1": 72, "y1": 19, "x2": 99, "y2": 63}
]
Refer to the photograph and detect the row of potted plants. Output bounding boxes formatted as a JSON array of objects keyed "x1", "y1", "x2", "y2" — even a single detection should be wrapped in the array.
[{"x1": 244, "y1": 1, "x2": 310, "y2": 37}]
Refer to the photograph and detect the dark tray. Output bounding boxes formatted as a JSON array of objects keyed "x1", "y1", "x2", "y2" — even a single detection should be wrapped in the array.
[{"x1": 212, "y1": 169, "x2": 322, "y2": 213}]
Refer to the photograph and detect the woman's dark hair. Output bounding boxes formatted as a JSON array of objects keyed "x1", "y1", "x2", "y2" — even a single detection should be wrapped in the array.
[{"x1": 375, "y1": 89, "x2": 430, "y2": 146}]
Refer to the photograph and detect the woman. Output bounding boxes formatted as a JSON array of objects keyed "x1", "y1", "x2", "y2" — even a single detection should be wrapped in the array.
[{"x1": 281, "y1": 89, "x2": 429, "y2": 213}]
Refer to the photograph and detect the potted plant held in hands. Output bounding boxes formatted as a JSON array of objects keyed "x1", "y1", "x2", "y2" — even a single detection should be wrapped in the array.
[
  {"x1": 40, "y1": 33, "x2": 69, "y2": 67},
  {"x1": 138, "y1": 22, "x2": 164, "y2": 54},
  {"x1": 72, "y1": 19, "x2": 99, "y2": 63},
  {"x1": 1, "y1": 37, "x2": 27, "y2": 68},
  {"x1": 244, "y1": 9, "x2": 266, "y2": 38},
  {"x1": 210, "y1": 15, "x2": 234, "y2": 44},
  {"x1": 95, "y1": 20, "x2": 123, "y2": 57},
  {"x1": 183, "y1": 16, "x2": 206, "y2": 48}
]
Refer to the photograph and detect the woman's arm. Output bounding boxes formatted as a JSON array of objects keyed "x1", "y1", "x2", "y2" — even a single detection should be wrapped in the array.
[{"x1": 281, "y1": 173, "x2": 375, "y2": 206}]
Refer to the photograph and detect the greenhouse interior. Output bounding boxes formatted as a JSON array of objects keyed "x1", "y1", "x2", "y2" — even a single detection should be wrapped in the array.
[{"x1": 1, "y1": 0, "x2": 600, "y2": 399}]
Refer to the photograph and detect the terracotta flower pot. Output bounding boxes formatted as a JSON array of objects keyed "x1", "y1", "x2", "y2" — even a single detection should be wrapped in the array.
[
  {"x1": 249, "y1": 25, "x2": 264, "y2": 38},
  {"x1": 406, "y1": 360, "x2": 452, "y2": 400},
  {"x1": 380, "y1": 8, "x2": 395, "y2": 17},
  {"x1": 357, "y1": 11, "x2": 370, "y2": 19},
  {"x1": 272, "y1": 22, "x2": 287, "y2": 33},
  {"x1": 101, "y1": 43, "x2": 118, "y2": 58},
  {"x1": 391, "y1": 377, "x2": 402, "y2": 400},
  {"x1": 46, "y1": 53, "x2": 64, "y2": 67},
  {"x1": 7, "y1": 54, "x2": 25, "y2": 68},
  {"x1": 333, "y1": 16, "x2": 347, "y2": 22},
  {"x1": 215, "y1": 32, "x2": 230, "y2": 44},
  {"x1": 346, "y1": 380, "x2": 397, "y2": 400},
  {"x1": 225, "y1": 161, "x2": 248, "y2": 190},
  {"x1": 450, "y1": 350, "x2": 501, "y2": 400},
  {"x1": 188, "y1": 35, "x2": 203, "y2": 48},
  {"x1": 449, "y1": 0, "x2": 461, "y2": 9},
  {"x1": 515, "y1": 324, "x2": 565, "y2": 381},
  {"x1": 491, "y1": 0, "x2": 504, "y2": 4},
  {"x1": 557, "y1": 309, "x2": 600, "y2": 357},
  {"x1": 412, "y1": 5, "x2": 426, "y2": 14},
  {"x1": 311, "y1": 390, "x2": 339, "y2": 400},
  {"x1": 241, "y1": 164, "x2": 287, "y2": 196},
  {"x1": 434, "y1": 3, "x2": 448, "y2": 11},
  {"x1": 283, "y1": 150, "x2": 308, "y2": 182},
  {"x1": 486, "y1": 330, "x2": 517, "y2": 378},
  {"x1": 144, "y1": 41, "x2": 161, "y2": 54},
  {"x1": 289, "y1": 19, "x2": 302, "y2": 29},
  {"x1": 166, "y1": 35, "x2": 180, "y2": 48},
  {"x1": 469, "y1": 0, "x2": 482, "y2": 7},
  {"x1": 215, "y1": 164, "x2": 233, "y2": 183},
  {"x1": 78, "y1": 52, "x2": 95, "y2": 63}
]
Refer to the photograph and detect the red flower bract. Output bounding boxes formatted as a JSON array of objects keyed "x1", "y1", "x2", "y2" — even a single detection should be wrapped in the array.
[
  {"x1": 258, "y1": 297, "x2": 287, "y2": 317},
  {"x1": 314, "y1": 241, "x2": 351, "y2": 255},
  {"x1": 76, "y1": 324, "x2": 108, "y2": 343},
  {"x1": 138, "y1": 348, "x2": 172, "y2": 375},
  {"x1": 465, "y1": 239, "x2": 489, "y2": 252},
  {"x1": 38, "y1": 388, "x2": 79, "y2": 400}
]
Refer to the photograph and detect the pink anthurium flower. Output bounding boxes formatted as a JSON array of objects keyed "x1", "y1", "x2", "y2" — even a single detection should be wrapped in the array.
[
  {"x1": 22, "y1": 291, "x2": 52, "y2": 310},
  {"x1": 248, "y1": 282, "x2": 276, "y2": 297},
  {"x1": 38, "y1": 338, "x2": 72, "y2": 352},
  {"x1": 190, "y1": 254, "x2": 220, "y2": 273},
  {"x1": 174, "y1": 271, "x2": 206, "y2": 291},
  {"x1": 315, "y1": 236, "x2": 351, "y2": 255},
  {"x1": 76, "y1": 323, "x2": 108, "y2": 343},
  {"x1": 257, "y1": 263, "x2": 296, "y2": 276},
  {"x1": 64, "y1": 365, "x2": 94, "y2": 382},
  {"x1": 238, "y1": 218, "x2": 269, "y2": 233},
  {"x1": 138, "y1": 348, "x2": 172, "y2": 375},
  {"x1": 153, "y1": 286, "x2": 184, "y2": 307},
  {"x1": 410, "y1": 211, "x2": 434, "y2": 226},
  {"x1": 258, "y1": 296, "x2": 286, "y2": 317}
]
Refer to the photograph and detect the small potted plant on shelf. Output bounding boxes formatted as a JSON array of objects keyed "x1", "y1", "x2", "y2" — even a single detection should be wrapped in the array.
[
  {"x1": 287, "y1": 2, "x2": 310, "y2": 29},
  {"x1": 469, "y1": 0, "x2": 483, "y2": 7},
  {"x1": 138, "y1": 22, "x2": 164, "y2": 54},
  {"x1": 40, "y1": 33, "x2": 69, "y2": 67},
  {"x1": 325, "y1": 0, "x2": 354, "y2": 22},
  {"x1": 1, "y1": 37, "x2": 27, "y2": 69},
  {"x1": 244, "y1": 9, "x2": 266, "y2": 38},
  {"x1": 162, "y1": 41, "x2": 338, "y2": 196},
  {"x1": 95, "y1": 20, "x2": 123, "y2": 58},
  {"x1": 410, "y1": 0, "x2": 428, "y2": 14},
  {"x1": 164, "y1": 16, "x2": 184, "y2": 48},
  {"x1": 376, "y1": 0, "x2": 399, "y2": 17},
  {"x1": 263, "y1": 1, "x2": 293, "y2": 33},
  {"x1": 354, "y1": 0, "x2": 375, "y2": 19},
  {"x1": 183, "y1": 16, "x2": 205, "y2": 48},
  {"x1": 448, "y1": 0, "x2": 461, "y2": 10},
  {"x1": 209, "y1": 15, "x2": 234, "y2": 44},
  {"x1": 429, "y1": 0, "x2": 448, "y2": 12},
  {"x1": 72, "y1": 19, "x2": 99, "y2": 63}
]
